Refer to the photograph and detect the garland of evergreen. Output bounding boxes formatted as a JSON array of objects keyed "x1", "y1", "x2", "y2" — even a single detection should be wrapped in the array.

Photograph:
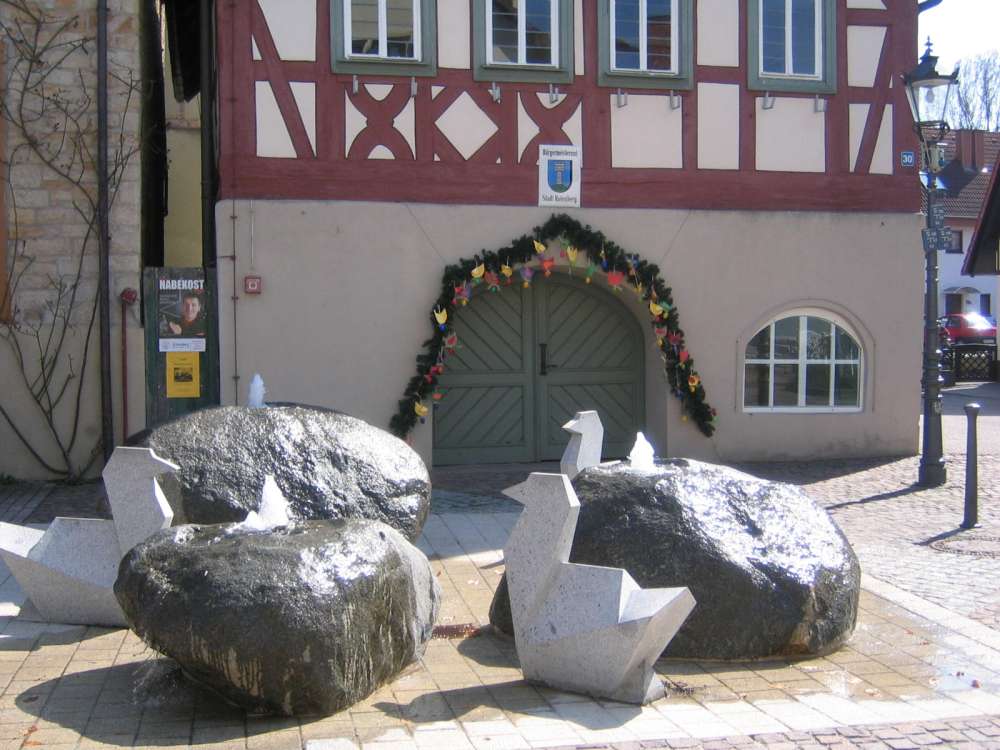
[{"x1": 389, "y1": 214, "x2": 717, "y2": 440}]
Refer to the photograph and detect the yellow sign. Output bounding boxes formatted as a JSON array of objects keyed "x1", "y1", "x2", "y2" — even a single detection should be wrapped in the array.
[{"x1": 166, "y1": 352, "x2": 200, "y2": 398}]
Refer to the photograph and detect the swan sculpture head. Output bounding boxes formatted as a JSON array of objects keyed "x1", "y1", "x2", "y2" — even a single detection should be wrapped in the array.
[
  {"x1": 563, "y1": 410, "x2": 602, "y2": 437},
  {"x1": 503, "y1": 472, "x2": 578, "y2": 510}
]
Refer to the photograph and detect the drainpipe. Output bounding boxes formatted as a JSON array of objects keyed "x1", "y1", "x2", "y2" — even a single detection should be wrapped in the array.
[
  {"x1": 200, "y1": 0, "x2": 217, "y2": 267},
  {"x1": 97, "y1": 0, "x2": 114, "y2": 462}
]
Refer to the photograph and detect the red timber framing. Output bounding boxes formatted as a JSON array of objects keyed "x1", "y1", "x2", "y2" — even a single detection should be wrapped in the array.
[{"x1": 217, "y1": 0, "x2": 921, "y2": 212}]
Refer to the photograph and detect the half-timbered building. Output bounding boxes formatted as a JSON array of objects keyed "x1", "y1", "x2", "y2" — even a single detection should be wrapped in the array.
[{"x1": 209, "y1": 0, "x2": 924, "y2": 465}]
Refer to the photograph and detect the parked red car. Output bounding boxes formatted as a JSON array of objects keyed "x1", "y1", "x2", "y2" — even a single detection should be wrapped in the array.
[{"x1": 937, "y1": 312, "x2": 997, "y2": 346}]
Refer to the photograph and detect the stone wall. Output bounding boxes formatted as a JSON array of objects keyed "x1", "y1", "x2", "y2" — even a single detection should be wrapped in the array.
[{"x1": 0, "y1": 0, "x2": 145, "y2": 479}]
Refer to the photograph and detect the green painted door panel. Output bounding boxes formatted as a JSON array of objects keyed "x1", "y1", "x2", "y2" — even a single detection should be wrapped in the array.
[
  {"x1": 432, "y1": 286, "x2": 535, "y2": 464},
  {"x1": 535, "y1": 275, "x2": 644, "y2": 460},
  {"x1": 432, "y1": 275, "x2": 644, "y2": 465}
]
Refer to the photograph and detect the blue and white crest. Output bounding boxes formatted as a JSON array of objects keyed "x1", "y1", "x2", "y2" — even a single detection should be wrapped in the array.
[{"x1": 547, "y1": 159, "x2": 573, "y2": 193}]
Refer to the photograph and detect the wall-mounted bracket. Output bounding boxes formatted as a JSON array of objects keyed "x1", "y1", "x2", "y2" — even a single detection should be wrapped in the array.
[
  {"x1": 814, "y1": 95, "x2": 827, "y2": 113},
  {"x1": 489, "y1": 81, "x2": 502, "y2": 103},
  {"x1": 410, "y1": 77, "x2": 418, "y2": 98},
  {"x1": 668, "y1": 90, "x2": 680, "y2": 110},
  {"x1": 761, "y1": 91, "x2": 776, "y2": 110},
  {"x1": 616, "y1": 89, "x2": 628, "y2": 108},
  {"x1": 352, "y1": 75, "x2": 359, "y2": 95},
  {"x1": 549, "y1": 84, "x2": 562, "y2": 104}
]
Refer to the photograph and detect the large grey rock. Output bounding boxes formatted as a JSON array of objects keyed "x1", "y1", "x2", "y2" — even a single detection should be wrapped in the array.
[
  {"x1": 491, "y1": 459, "x2": 860, "y2": 660},
  {"x1": 135, "y1": 405, "x2": 430, "y2": 541},
  {"x1": 115, "y1": 518, "x2": 440, "y2": 716}
]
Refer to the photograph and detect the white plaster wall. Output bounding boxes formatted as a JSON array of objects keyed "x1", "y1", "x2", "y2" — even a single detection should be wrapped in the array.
[
  {"x1": 756, "y1": 98, "x2": 826, "y2": 172},
  {"x1": 258, "y1": 0, "x2": 317, "y2": 61},
  {"x1": 611, "y1": 95, "x2": 682, "y2": 168},
  {"x1": 871, "y1": 104, "x2": 893, "y2": 175},
  {"x1": 256, "y1": 82, "x2": 296, "y2": 158},
  {"x1": 847, "y1": 26, "x2": 887, "y2": 88},
  {"x1": 436, "y1": 92, "x2": 499, "y2": 159},
  {"x1": 215, "y1": 202, "x2": 922, "y2": 466},
  {"x1": 517, "y1": 96, "x2": 541, "y2": 162},
  {"x1": 697, "y1": 83, "x2": 740, "y2": 170},
  {"x1": 290, "y1": 82, "x2": 317, "y2": 155},
  {"x1": 849, "y1": 103, "x2": 870, "y2": 172},
  {"x1": 438, "y1": 0, "x2": 471, "y2": 68},
  {"x1": 697, "y1": 0, "x2": 739, "y2": 67}
]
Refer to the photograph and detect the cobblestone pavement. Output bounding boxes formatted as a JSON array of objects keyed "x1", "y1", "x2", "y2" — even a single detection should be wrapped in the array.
[{"x1": 0, "y1": 386, "x2": 999, "y2": 748}]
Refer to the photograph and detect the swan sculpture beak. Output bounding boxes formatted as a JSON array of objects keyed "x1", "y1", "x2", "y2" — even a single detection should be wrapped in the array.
[{"x1": 502, "y1": 479, "x2": 530, "y2": 505}]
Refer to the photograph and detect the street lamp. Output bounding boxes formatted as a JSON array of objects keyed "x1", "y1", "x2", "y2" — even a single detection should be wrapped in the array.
[{"x1": 902, "y1": 39, "x2": 959, "y2": 487}]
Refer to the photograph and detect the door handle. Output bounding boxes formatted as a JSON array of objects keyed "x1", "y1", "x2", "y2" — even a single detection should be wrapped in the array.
[{"x1": 540, "y1": 343, "x2": 558, "y2": 375}]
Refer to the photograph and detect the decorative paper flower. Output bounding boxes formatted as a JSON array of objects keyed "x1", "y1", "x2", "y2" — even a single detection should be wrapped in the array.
[
  {"x1": 470, "y1": 262, "x2": 486, "y2": 284},
  {"x1": 533, "y1": 239, "x2": 546, "y2": 254},
  {"x1": 501, "y1": 263, "x2": 514, "y2": 283},
  {"x1": 485, "y1": 271, "x2": 501, "y2": 292},
  {"x1": 444, "y1": 333, "x2": 459, "y2": 352},
  {"x1": 453, "y1": 282, "x2": 470, "y2": 306},
  {"x1": 414, "y1": 401, "x2": 429, "y2": 423},
  {"x1": 541, "y1": 257, "x2": 555, "y2": 276},
  {"x1": 433, "y1": 307, "x2": 448, "y2": 331},
  {"x1": 649, "y1": 302, "x2": 665, "y2": 319},
  {"x1": 606, "y1": 270, "x2": 625, "y2": 291},
  {"x1": 562, "y1": 246, "x2": 579, "y2": 274},
  {"x1": 585, "y1": 263, "x2": 598, "y2": 284},
  {"x1": 521, "y1": 266, "x2": 535, "y2": 288},
  {"x1": 679, "y1": 349, "x2": 690, "y2": 363}
]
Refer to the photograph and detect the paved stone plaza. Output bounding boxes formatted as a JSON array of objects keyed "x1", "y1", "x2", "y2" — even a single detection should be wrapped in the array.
[{"x1": 1, "y1": 384, "x2": 1000, "y2": 749}]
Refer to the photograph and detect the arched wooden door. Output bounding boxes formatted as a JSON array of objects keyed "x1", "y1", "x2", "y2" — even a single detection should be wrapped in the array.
[{"x1": 433, "y1": 274, "x2": 645, "y2": 465}]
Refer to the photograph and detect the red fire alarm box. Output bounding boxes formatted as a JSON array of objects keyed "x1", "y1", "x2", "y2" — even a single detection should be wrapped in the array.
[{"x1": 244, "y1": 275, "x2": 262, "y2": 295}]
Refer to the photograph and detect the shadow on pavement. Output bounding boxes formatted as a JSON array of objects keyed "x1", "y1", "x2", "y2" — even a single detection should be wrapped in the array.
[
  {"x1": 14, "y1": 660, "x2": 243, "y2": 747},
  {"x1": 824, "y1": 485, "x2": 922, "y2": 510},
  {"x1": 732, "y1": 456, "x2": 906, "y2": 485}
]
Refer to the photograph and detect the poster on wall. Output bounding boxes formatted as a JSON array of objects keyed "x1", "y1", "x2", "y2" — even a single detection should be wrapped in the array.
[
  {"x1": 156, "y1": 276, "x2": 208, "y2": 353},
  {"x1": 165, "y1": 352, "x2": 200, "y2": 398},
  {"x1": 143, "y1": 267, "x2": 219, "y2": 427},
  {"x1": 538, "y1": 144, "x2": 581, "y2": 208}
]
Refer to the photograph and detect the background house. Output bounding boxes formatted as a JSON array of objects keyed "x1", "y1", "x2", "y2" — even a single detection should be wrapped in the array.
[{"x1": 937, "y1": 131, "x2": 1000, "y2": 319}]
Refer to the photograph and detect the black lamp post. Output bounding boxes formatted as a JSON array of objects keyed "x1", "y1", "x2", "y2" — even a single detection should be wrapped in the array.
[{"x1": 902, "y1": 39, "x2": 959, "y2": 487}]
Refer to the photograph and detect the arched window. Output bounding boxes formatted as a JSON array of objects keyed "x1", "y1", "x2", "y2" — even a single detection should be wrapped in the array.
[{"x1": 743, "y1": 312, "x2": 863, "y2": 411}]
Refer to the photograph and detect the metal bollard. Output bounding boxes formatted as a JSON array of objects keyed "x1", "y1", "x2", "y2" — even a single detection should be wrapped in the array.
[{"x1": 962, "y1": 402, "x2": 981, "y2": 529}]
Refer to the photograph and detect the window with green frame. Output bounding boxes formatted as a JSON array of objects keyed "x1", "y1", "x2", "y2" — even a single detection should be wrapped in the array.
[
  {"x1": 331, "y1": 0, "x2": 438, "y2": 76},
  {"x1": 748, "y1": 0, "x2": 836, "y2": 94},
  {"x1": 472, "y1": 0, "x2": 575, "y2": 84},
  {"x1": 597, "y1": 0, "x2": 693, "y2": 90}
]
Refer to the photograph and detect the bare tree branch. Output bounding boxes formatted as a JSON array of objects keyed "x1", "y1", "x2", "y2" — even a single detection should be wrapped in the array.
[
  {"x1": 950, "y1": 51, "x2": 1000, "y2": 132},
  {"x1": 0, "y1": 0, "x2": 140, "y2": 479}
]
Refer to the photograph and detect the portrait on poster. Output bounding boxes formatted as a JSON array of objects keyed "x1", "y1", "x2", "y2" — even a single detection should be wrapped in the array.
[{"x1": 157, "y1": 277, "x2": 208, "y2": 352}]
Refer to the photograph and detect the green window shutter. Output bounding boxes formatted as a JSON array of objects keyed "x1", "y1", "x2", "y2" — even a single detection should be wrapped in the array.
[
  {"x1": 471, "y1": 0, "x2": 575, "y2": 84},
  {"x1": 331, "y1": 0, "x2": 438, "y2": 77},
  {"x1": 747, "y1": 0, "x2": 837, "y2": 94},
  {"x1": 597, "y1": 0, "x2": 693, "y2": 91}
]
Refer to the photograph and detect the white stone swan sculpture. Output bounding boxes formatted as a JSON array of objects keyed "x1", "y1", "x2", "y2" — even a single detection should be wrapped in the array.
[
  {"x1": 560, "y1": 410, "x2": 603, "y2": 479},
  {"x1": 0, "y1": 447, "x2": 177, "y2": 626},
  {"x1": 502, "y1": 411, "x2": 695, "y2": 704},
  {"x1": 503, "y1": 473, "x2": 695, "y2": 703}
]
